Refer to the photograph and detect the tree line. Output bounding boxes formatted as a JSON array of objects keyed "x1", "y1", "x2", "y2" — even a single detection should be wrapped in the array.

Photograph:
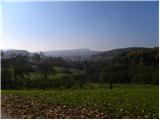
[{"x1": 1, "y1": 47, "x2": 159, "y2": 90}]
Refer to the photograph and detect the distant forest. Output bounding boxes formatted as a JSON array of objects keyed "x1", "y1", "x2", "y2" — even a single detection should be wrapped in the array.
[{"x1": 1, "y1": 47, "x2": 159, "y2": 90}]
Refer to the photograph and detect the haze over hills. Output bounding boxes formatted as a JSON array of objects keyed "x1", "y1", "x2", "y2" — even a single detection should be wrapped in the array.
[
  {"x1": 1, "y1": 47, "x2": 156, "y2": 61},
  {"x1": 43, "y1": 48, "x2": 98, "y2": 57},
  {"x1": 1, "y1": 50, "x2": 30, "y2": 57},
  {"x1": 1, "y1": 48, "x2": 99, "y2": 61}
]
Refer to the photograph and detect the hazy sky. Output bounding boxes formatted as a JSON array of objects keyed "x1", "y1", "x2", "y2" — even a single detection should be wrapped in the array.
[{"x1": 1, "y1": 1, "x2": 159, "y2": 52}]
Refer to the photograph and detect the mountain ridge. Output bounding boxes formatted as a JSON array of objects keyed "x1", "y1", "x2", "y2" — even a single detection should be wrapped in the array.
[{"x1": 1, "y1": 47, "x2": 156, "y2": 61}]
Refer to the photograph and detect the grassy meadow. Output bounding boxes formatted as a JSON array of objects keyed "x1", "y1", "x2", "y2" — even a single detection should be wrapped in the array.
[{"x1": 1, "y1": 84, "x2": 159, "y2": 119}]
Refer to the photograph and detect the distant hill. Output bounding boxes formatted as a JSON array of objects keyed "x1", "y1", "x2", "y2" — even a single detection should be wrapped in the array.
[
  {"x1": 1, "y1": 50, "x2": 30, "y2": 58},
  {"x1": 1, "y1": 48, "x2": 99, "y2": 60},
  {"x1": 1, "y1": 47, "x2": 156, "y2": 61},
  {"x1": 89, "y1": 47, "x2": 152, "y2": 61},
  {"x1": 43, "y1": 48, "x2": 99, "y2": 61}
]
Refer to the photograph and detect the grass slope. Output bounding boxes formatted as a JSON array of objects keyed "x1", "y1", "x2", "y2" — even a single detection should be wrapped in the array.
[{"x1": 1, "y1": 84, "x2": 159, "y2": 119}]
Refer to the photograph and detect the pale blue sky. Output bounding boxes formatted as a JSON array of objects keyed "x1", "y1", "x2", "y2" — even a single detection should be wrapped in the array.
[{"x1": 1, "y1": 1, "x2": 159, "y2": 52}]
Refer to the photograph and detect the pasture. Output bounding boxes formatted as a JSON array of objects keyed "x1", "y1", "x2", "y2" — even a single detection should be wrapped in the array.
[{"x1": 1, "y1": 84, "x2": 159, "y2": 119}]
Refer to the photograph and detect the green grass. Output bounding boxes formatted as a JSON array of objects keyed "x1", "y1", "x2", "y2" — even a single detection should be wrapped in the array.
[
  {"x1": 30, "y1": 67, "x2": 83, "y2": 80},
  {"x1": 2, "y1": 84, "x2": 159, "y2": 118}
]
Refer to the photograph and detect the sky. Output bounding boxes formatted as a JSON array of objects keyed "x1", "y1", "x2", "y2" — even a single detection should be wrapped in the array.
[{"x1": 0, "y1": 1, "x2": 159, "y2": 52}]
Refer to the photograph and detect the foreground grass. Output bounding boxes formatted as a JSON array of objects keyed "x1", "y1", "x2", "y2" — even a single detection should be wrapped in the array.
[{"x1": 1, "y1": 84, "x2": 159, "y2": 119}]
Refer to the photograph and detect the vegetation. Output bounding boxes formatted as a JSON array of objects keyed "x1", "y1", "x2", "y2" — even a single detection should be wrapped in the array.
[
  {"x1": 2, "y1": 84, "x2": 158, "y2": 119},
  {"x1": 1, "y1": 47, "x2": 159, "y2": 118},
  {"x1": 1, "y1": 47, "x2": 158, "y2": 90}
]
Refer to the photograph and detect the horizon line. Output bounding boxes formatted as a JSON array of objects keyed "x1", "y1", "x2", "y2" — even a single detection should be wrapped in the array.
[{"x1": 0, "y1": 46, "x2": 157, "y2": 53}]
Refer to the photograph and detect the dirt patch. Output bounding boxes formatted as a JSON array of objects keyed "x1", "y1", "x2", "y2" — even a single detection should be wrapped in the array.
[{"x1": 1, "y1": 94, "x2": 110, "y2": 119}]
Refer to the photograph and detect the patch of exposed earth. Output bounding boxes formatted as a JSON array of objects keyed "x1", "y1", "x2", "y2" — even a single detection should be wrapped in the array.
[{"x1": 1, "y1": 94, "x2": 111, "y2": 119}]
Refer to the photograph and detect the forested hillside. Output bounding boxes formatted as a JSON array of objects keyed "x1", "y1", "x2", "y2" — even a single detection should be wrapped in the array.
[{"x1": 1, "y1": 47, "x2": 159, "y2": 90}]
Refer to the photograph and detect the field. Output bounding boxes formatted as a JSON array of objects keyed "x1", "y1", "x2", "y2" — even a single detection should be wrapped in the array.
[{"x1": 1, "y1": 84, "x2": 159, "y2": 119}]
